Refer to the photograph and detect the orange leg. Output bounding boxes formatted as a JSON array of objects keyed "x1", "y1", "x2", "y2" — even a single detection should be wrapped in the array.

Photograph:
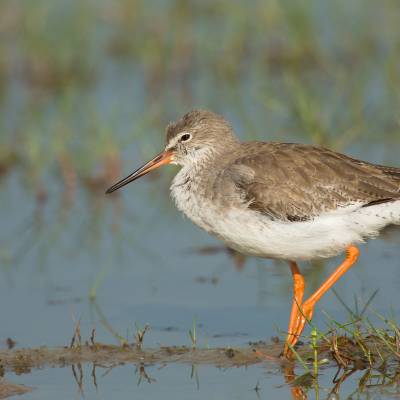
[
  {"x1": 285, "y1": 261, "x2": 305, "y2": 354},
  {"x1": 284, "y1": 364, "x2": 308, "y2": 400},
  {"x1": 283, "y1": 246, "x2": 360, "y2": 358}
]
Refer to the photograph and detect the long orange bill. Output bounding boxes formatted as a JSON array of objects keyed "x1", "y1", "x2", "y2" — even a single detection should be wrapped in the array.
[{"x1": 105, "y1": 149, "x2": 174, "y2": 194}]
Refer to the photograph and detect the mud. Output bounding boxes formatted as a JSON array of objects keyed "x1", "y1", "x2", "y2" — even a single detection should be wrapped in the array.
[
  {"x1": 0, "y1": 342, "x2": 282, "y2": 374},
  {"x1": 1, "y1": 336, "x2": 400, "y2": 399},
  {"x1": 0, "y1": 379, "x2": 32, "y2": 399},
  {"x1": 1, "y1": 333, "x2": 398, "y2": 374}
]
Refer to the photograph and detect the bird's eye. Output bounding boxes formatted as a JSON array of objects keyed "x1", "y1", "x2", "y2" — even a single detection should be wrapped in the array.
[{"x1": 180, "y1": 133, "x2": 191, "y2": 142}]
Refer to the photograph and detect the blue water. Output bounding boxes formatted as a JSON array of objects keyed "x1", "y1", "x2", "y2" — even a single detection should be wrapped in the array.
[{"x1": 1, "y1": 158, "x2": 400, "y2": 399}]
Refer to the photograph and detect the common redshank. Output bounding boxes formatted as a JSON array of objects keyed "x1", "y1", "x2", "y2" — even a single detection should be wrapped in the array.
[{"x1": 106, "y1": 110, "x2": 400, "y2": 357}]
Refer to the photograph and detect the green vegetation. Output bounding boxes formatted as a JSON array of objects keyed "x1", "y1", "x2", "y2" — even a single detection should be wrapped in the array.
[
  {"x1": 283, "y1": 292, "x2": 400, "y2": 398},
  {"x1": 1, "y1": 0, "x2": 399, "y2": 206}
]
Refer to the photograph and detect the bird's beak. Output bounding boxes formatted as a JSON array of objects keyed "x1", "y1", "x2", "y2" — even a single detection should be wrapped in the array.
[{"x1": 105, "y1": 149, "x2": 174, "y2": 194}]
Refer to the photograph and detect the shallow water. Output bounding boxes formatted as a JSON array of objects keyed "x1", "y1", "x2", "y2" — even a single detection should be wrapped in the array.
[{"x1": 1, "y1": 160, "x2": 400, "y2": 399}]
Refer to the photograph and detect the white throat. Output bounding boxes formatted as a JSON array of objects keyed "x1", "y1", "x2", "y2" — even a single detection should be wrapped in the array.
[{"x1": 169, "y1": 151, "x2": 218, "y2": 232}]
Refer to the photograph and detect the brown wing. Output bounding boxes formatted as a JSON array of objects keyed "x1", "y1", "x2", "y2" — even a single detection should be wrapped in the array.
[{"x1": 219, "y1": 143, "x2": 400, "y2": 221}]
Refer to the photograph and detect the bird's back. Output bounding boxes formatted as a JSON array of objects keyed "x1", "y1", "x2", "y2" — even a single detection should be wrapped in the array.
[{"x1": 214, "y1": 142, "x2": 400, "y2": 222}]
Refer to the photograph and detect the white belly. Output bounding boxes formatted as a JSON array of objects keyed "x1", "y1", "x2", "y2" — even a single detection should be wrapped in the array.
[
  {"x1": 171, "y1": 172, "x2": 400, "y2": 260},
  {"x1": 208, "y1": 200, "x2": 400, "y2": 260}
]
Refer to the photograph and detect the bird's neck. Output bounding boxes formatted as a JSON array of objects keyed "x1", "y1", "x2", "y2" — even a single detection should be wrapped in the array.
[
  {"x1": 175, "y1": 146, "x2": 222, "y2": 178},
  {"x1": 172, "y1": 154, "x2": 214, "y2": 190},
  {"x1": 171, "y1": 142, "x2": 241, "y2": 203},
  {"x1": 170, "y1": 148, "x2": 226, "y2": 203}
]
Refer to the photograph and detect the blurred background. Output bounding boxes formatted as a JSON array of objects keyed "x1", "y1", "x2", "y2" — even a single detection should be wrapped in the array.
[{"x1": 1, "y1": 1, "x2": 400, "y2": 399}]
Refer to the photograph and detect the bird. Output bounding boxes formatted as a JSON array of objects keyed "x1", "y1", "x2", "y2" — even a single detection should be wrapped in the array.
[{"x1": 106, "y1": 109, "x2": 400, "y2": 358}]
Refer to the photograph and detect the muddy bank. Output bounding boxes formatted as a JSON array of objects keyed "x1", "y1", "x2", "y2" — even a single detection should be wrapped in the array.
[
  {"x1": 0, "y1": 342, "x2": 283, "y2": 374},
  {"x1": 1, "y1": 333, "x2": 399, "y2": 374},
  {"x1": 1, "y1": 336, "x2": 400, "y2": 399},
  {"x1": 0, "y1": 379, "x2": 32, "y2": 399},
  {"x1": 1, "y1": 333, "x2": 399, "y2": 376}
]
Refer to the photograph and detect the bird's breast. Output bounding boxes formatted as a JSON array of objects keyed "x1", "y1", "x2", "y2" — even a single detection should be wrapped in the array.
[
  {"x1": 170, "y1": 172, "x2": 272, "y2": 255},
  {"x1": 170, "y1": 168, "x2": 218, "y2": 233},
  {"x1": 170, "y1": 167, "x2": 267, "y2": 253}
]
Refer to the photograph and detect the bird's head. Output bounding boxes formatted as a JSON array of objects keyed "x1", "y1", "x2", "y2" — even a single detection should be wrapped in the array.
[
  {"x1": 165, "y1": 109, "x2": 238, "y2": 166},
  {"x1": 106, "y1": 109, "x2": 238, "y2": 194}
]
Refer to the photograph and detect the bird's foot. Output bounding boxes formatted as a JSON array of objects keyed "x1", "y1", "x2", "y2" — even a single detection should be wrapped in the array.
[{"x1": 284, "y1": 300, "x2": 316, "y2": 358}]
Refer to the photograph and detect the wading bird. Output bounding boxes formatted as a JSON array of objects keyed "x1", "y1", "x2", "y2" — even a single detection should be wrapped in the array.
[{"x1": 106, "y1": 110, "x2": 400, "y2": 357}]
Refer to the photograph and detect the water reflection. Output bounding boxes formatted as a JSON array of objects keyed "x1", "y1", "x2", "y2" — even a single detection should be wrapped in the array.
[
  {"x1": 60, "y1": 351, "x2": 400, "y2": 399},
  {"x1": 2, "y1": 315, "x2": 400, "y2": 400}
]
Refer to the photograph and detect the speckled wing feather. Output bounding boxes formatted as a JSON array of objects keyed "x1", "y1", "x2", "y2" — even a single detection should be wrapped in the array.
[{"x1": 219, "y1": 143, "x2": 400, "y2": 221}]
